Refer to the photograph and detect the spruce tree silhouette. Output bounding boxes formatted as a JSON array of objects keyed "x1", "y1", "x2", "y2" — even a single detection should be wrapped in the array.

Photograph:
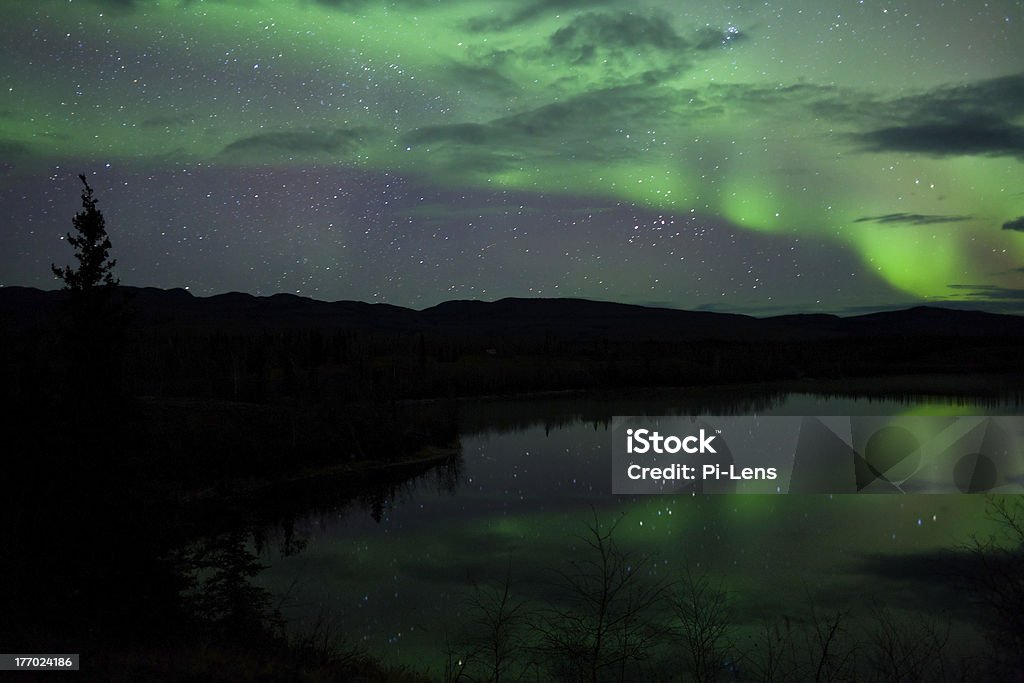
[
  {"x1": 52, "y1": 174, "x2": 119, "y2": 292},
  {"x1": 50, "y1": 173, "x2": 125, "y2": 407}
]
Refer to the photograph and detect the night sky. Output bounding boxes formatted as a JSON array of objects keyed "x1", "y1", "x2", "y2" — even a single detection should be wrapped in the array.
[{"x1": 2, "y1": 0, "x2": 1022, "y2": 314}]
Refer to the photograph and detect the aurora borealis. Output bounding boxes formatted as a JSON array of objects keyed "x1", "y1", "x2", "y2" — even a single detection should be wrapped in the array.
[{"x1": 2, "y1": 0, "x2": 1022, "y2": 313}]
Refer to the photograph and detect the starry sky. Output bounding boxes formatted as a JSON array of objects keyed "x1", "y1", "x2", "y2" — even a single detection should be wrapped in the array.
[{"x1": 1, "y1": 0, "x2": 1022, "y2": 314}]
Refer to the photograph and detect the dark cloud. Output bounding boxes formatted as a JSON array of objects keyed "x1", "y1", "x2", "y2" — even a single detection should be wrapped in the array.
[
  {"x1": 834, "y1": 73, "x2": 1024, "y2": 127},
  {"x1": 946, "y1": 284, "x2": 1024, "y2": 301},
  {"x1": 704, "y1": 82, "x2": 845, "y2": 121},
  {"x1": 463, "y1": 12, "x2": 748, "y2": 89},
  {"x1": 849, "y1": 73, "x2": 1024, "y2": 159},
  {"x1": 549, "y1": 12, "x2": 688, "y2": 63},
  {"x1": 853, "y1": 213, "x2": 973, "y2": 226},
  {"x1": 405, "y1": 123, "x2": 491, "y2": 147},
  {"x1": 437, "y1": 62, "x2": 520, "y2": 97},
  {"x1": 468, "y1": 6, "x2": 744, "y2": 85},
  {"x1": 498, "y1": 84, "x2": 691, "y2": 139},
  {"x1": 764, "y1": 62, "x2": 1019, "y2": 142},
  {"x1": 220, "y1": 128, "x2": 365, "y2": 159},
  {"x1": 1002, "y1": 216, "x2": 1024, "y2": 232},
  {"x1": 411, "y1": 145, "x2": 525, "y2": 177},
  {"x1": 465, "y1": 0, "x2": 615, "y2": 32},
  {"x1": 857, "y1": 117, "x2": 1024, "y2": 159},
  {"x1": 725, "y1": 72, "x2": 1024, "y2": 160},
  {"x1": 544, "y1": 13, "x2": 743, "y2": 72},
  {"x1": 693, "y1": 26, "x2": 746, "y2": 50},
  {"x1": 87, "y1": 0, "x2": 146, "y2": 7},
  {"x1": 900, "y1": 72, "x2": 1024, "y2": 123},
  {"x1": 402, "y1": 83, "x2": 700, "y2": 172}
]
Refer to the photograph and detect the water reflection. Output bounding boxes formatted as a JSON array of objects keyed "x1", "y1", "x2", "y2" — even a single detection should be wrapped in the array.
[{"x1": 255, "y1": 387, "x2": 1021, "y2": 671}]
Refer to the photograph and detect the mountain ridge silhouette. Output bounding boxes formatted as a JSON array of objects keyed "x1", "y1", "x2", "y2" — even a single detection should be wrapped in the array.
[{"x1": 2, "y1": 285, "x2": 1022, "y2": 341}]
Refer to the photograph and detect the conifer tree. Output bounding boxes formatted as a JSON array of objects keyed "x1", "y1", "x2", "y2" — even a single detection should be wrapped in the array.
[
  {"x1": 51, "y1": 174, "x2": 125, "y2": 406},
  {"x1": 52, "y1": 174, "x2": 119, "y2": 292}
]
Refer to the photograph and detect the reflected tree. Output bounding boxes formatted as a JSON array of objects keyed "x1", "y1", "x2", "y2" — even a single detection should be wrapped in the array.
[
  {"x1": 960, "y1": 496, "x2": 1024, "y2": 672},
  {"x1": 465, "y1": 568, "x2": 530, "y2": 683},
  {"x1": 534, "y1": 512, "x2": 666, "y2": 682},
  {"x1": 671, "y1": 569, "x2": 734, "y2": 683}
]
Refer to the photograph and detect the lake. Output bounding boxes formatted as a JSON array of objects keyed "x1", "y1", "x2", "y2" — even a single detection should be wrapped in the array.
[{"x1": 256, "y1": 388, "x2": 1022, "y2": 675}]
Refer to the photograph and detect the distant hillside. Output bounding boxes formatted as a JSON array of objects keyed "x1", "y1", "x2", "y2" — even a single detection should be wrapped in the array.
[{"x1": 2, "y1": 286, "x2": 1022, "y2": 342}]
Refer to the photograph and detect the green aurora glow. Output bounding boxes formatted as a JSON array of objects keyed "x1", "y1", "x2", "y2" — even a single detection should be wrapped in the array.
[{"x1": 2, "y1": 0, "x2": 1022, "y2": 311}]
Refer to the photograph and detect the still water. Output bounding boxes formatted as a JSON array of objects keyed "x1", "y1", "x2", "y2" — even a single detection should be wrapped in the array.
[{"x1": 256, "y1": 390, "x2": 1021, "y2": 671}]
